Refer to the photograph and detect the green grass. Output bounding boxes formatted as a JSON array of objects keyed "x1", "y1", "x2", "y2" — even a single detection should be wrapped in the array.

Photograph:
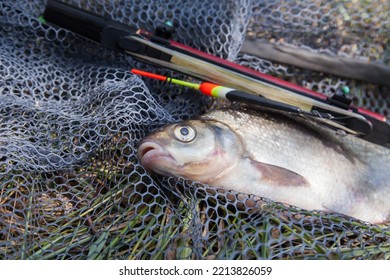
[
  {"x1": 1, "y1": 129, "x2": 389, "y2": 261},
  {"x1": 1, "y1": 160, "x2": 390, "y2": 260}
]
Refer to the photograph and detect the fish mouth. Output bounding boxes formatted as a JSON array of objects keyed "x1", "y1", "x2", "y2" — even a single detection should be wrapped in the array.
[{"x1": 137, "y1": 140, "x2": 177, "y2": 175}]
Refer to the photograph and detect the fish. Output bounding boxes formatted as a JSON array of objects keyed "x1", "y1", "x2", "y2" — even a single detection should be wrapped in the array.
[{"x1": 137, "y1": 107, "x2": 390, "y2": 224}]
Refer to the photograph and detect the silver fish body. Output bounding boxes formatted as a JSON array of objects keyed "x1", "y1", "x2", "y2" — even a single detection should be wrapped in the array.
[{"x1": 138, "y1": 107, "x2": 390, "y2": 224}]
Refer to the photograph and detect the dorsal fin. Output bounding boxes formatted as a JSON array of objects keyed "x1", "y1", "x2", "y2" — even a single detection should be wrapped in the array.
[{"x1": 251, "y1": 160, "x2": 308, "y2": 187}]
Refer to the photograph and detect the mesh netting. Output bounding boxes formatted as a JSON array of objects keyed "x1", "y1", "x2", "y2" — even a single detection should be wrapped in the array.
[
  {"x1": 241, "y1": 0, "x2": 390, "y2": 117},
  {"x1": 1, "y1": 0, "x2": 389, "y2": 260}
]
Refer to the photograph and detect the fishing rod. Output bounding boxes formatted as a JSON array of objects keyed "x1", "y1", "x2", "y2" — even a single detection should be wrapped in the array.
[{"x1": 41, "y1": 0, "x2": 390, "y2": 146}]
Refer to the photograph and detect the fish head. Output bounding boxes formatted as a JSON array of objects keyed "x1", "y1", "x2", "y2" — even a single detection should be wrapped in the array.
[{"x1": 137, "y1": 119, "x2": 245, "y2": 182}]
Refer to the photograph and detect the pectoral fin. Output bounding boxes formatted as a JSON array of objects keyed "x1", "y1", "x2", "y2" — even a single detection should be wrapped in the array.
[{"x1": 251, "y1": 160, "x2": 308, "y2": 187}]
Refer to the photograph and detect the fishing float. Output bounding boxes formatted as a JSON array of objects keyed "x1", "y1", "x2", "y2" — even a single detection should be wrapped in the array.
[{"x1": 131, "y1": 68, "x2": 326, "y2": 118}]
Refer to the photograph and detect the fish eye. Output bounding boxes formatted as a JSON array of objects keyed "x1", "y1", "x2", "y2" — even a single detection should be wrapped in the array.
[{"x1": 173, "y1": 125, "x2": 196, "y2": 142}]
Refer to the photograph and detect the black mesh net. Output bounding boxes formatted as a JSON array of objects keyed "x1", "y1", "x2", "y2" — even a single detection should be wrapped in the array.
[{"x1": 1, "y1": 0, "x2": 389, "y2": 260}]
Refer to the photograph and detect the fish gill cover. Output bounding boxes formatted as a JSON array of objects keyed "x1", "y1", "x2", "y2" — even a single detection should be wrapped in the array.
[{"x1": 0, "y1": 0, "x2": 389, "y2": 260}]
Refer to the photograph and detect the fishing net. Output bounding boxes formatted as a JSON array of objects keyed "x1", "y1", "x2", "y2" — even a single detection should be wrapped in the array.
[{"x1": 1, "y1": 0, "x2": 389, "y2": 260}]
